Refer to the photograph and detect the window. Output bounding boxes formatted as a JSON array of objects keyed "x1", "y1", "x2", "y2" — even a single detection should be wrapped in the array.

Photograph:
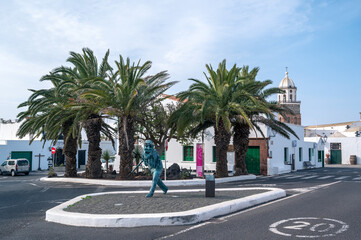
[
  {"x1": 308, "y1": 148, "x2": 313, "y2": 161},
  {"x1": 318, "y1": 151, "x2": 322, "y2": 162},
  {"x1": 212, "y1": 146, "x2": 216, "y2": 162},
  {"x1": 290, "y1": 94, "x2": 292, "y2": 101},
  {"x1": 283, "y1": 95, "x2": 286, "y2": 102},
  {"x1": 8, "y1": 161, "x2": 15, "y2": 166},
  {"x1": 1, "y1": 161, "x2": 6, "y2": 166},
  {"x1": 183, "y1": 146, "x2": 194, "y2": 161},
  {"x1": 17, "y1": 160, "x2": 28, "y2": 166},
  {"x1": 299, "y1": 148, "x2": 302, "y2": 162},
  {"x1": 284, "y1": 147, "x2": 289, "y2": 163}
]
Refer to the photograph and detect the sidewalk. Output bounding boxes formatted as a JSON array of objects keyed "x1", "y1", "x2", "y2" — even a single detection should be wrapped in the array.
[{"x1": 46, "y1": 187, "x2": 286, "y2": 227}]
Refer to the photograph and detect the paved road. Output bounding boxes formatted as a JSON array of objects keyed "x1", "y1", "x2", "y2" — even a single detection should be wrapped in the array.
[{"x1": 0, "y1": 166, "x2": 360, "y2": 240}]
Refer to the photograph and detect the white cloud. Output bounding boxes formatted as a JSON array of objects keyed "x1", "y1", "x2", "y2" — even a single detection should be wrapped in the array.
[{"x1": 0, "y1": 0, "x2": 315, "y2": 118}]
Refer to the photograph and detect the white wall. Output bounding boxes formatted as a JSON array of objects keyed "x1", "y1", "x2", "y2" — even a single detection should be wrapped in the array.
[
  {"x1": 0, "y1": 122, "x2": 40, "y2": 141},
  {"x1": 0, "y1": 140, "x2": 116, "y2": 171},
  {"x1": 268, "y1": 124, "x2": 319, "y2": 175},
  {"x1": 323, "y1": 137, "x2": 361, "y2": 164},
  {"x1": 114, "y1": 122, "x2": 320, "y2": 176}
]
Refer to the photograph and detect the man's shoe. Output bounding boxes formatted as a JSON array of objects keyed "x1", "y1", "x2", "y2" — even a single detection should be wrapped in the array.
[
  {"x1": 146, "y1": 193, "x2": 153, "y2": 198},
  {"x1": 163, "y1": 187, "x2": 168, "y2": 194}
]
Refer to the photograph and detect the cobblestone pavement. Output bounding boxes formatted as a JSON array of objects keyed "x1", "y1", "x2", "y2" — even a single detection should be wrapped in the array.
[{"x1": 64, "y1": 189, "x2": 268, "y2": 214}]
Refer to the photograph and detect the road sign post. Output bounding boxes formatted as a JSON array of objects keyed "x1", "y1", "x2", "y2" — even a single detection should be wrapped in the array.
[
  {"x1": 165, "y1": 140, "x2": 168, "y2": 181},
  {"x1": 51, "y1": 147, "x2": 56, "y2": 168}
]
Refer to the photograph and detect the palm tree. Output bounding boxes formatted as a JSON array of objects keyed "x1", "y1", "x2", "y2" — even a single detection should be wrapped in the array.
[
  {"x1": 132, "y1": 145, "x2": 143, "y2": 173},
  {"x1": 232, "y1": 66, "x2": 299, "y2": 175},
  {"x1": 83, "y1": 55, "x2": 176, "y2": 179},
  {"x1": 55, "y1": 48, "x2": 115, "y2": 179},
  {"x1": 101, "y1": 149, "x2": 114, "y2": 172},
  {"x1": 17, "y1": 72, "x2": 81, "y2": 177},
  {"x1": 170, "y1": 60, "x2": 253, "y2": 177}
]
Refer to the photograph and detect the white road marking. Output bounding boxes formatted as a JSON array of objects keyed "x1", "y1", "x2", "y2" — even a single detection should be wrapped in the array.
[
  {"x1": 302, "y1": 176, "x2": 318, "y2": 179},
  {"x1": 40, "y1": 187, "x2": 50, "y2": 192},
  {"x1": 275, "y1": 175, "x2": 293, "y2": 179},
  {"x1": 157, "y1": 182, "x2": 341, "y2": 239},
  {"x1": 352, "y1": 176, "x2": 361, "y2": 180},
  {"x1": 334, "y1": 176, "x2": 349, "y2": 180},
  {"x1": 28, "y1": 183, "x2": 39, "y2": 187},
  {"x1": 238, "y1": 184, "x2": 277, "y2": 187},
  {"x1": 154, "y1": 222, "x2": 211, "y2": 240},
  {"x1": 269, "y1": 217, "x2": 348, "y2": 238},
  {"x1": 286, "y1": 175, "x2": 305, "y2": 179},
  {"x1": 317, "y1": 175, "x2": 333, "y2": 179}
]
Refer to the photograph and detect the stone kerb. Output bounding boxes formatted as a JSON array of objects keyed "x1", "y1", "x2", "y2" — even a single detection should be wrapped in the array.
[
  {"x1": 41, "y1": 174, "x2": 256, "y2": 187},
  {"x1": 45, "y1": 188, "x2": 286, "y2": 227}
]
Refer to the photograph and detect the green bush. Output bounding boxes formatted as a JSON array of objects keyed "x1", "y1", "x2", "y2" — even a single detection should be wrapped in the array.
[{"x1": 48, "y1": 167, "x2": 57, "y2": 178}]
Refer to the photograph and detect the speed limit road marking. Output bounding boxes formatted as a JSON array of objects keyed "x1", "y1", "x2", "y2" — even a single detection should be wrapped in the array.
[{"x1": 269, "y1": 217, "x2": 348, "y2": 238}]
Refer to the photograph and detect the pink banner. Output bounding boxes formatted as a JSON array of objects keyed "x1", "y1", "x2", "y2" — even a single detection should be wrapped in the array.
[{"x1": 196, "y1": 144, "x2": 203, "y2": 177}]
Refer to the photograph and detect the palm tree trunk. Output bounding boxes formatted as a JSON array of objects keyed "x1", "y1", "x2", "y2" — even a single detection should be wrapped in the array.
[
  {"x1": 84, "y1": 115, "x2": 102, "y2": 178},
  {"x1": 62, "y1": 122, "x2": 78, "y2": 177},
  {"x1": 117, "y1": 115, "x2": 136, "y2": 179},
  {"x1": 233, "y1": 123, "x2": 249, "y2": 175},
  {"x1": 214, "y1": 119, "x2": 231, "y2": 178}
]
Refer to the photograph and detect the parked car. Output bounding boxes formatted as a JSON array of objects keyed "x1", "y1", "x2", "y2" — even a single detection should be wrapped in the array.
[
  {"x1": 0, "y1": 159, "x2": 30, "y2": 176},
  {"x1": 101, "y1": 159, "x2": 114, "y2": 171}
]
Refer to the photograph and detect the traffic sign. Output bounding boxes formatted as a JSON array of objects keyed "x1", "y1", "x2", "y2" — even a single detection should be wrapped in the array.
[
  {"x1": 165, "y1": 141, "x2": 168, "y2": 151},
  {"x1": 51, "y1": 147, "x2": 56, "y2": 155}
]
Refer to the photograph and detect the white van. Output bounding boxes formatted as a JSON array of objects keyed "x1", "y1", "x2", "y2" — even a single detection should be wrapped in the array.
[{"x1": 0, "y1": 159, "x2": 30, "y2": 176}]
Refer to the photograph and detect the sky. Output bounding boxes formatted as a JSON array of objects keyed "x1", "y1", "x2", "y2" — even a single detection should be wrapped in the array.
[{"x1": 0, "y1": 0, "x2": 360, "y2": 126}]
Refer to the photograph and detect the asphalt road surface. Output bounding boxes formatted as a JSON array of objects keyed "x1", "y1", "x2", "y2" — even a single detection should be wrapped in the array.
[{"x1": 0, "y1": 166, "x2": 360, "y2": 240}]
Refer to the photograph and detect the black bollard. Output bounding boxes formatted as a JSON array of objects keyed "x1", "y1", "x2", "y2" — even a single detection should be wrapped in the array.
[{"x1": 205, "y1": 174, "x2": 215, "y2": 197}]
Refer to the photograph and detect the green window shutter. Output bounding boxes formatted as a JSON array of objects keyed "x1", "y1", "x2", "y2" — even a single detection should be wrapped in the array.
[
  {"x1": 284, "y1": 148, "x2": 288, "y2": 163},
  {"x1": 213, "y1": 146, "x2": 216, "y2": 162},
  {"x1": 309, "y1": 148, "x2": 311, "y2": 161},
  {"x1": 299, "y1": 148, "x2": 302, "y2": 162},
  {"x1": 183, "y1": 146, "x2": 194, "y2": 161}
]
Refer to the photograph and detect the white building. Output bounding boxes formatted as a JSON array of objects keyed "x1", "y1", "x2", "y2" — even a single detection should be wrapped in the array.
[
  {"x1": 305, "y1": 119, "x2": 361, "y2": 165},
  {"x1": 0, "y1": 119, "x2": 116, "y2": 171}
]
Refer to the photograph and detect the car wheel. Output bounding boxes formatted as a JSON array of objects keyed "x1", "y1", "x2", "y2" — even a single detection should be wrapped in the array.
[
  {"x1": 0, "y1": 170, "x2": 2, "y2": 175},
  {"x1": 11, "y1": 170, "x2": 15, "y2": 177},
  {"x1": 25, "y1": 172, "x2": 29, "y2": 176}
]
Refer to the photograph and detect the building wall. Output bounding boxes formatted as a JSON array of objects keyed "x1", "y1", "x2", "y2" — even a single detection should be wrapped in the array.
[
  {"x1": 114, "y1": 122, "x2": 319, "y2": 176},
  {"x1": 323, "y1": 137, "x2": 361, "y2": 164},
  {"x1": 0, "y1": 140, "x2": 116, "y2": 170},
  {"x1": 267, "y1": 124, "x2": 320, "y2": 175}
]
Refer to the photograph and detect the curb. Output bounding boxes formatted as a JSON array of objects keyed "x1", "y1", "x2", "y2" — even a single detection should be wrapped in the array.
[
  {"x1": 46, "y1": 187, "x2": 286, "y2": 227},
  {"x1": 40, "y1": 175, "x2": 256, "y2": 187}
]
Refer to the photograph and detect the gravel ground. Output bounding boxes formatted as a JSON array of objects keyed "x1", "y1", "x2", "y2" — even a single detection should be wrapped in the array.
[{"x1": 64, "y1": 189, "x2": 268, "y2": 214}]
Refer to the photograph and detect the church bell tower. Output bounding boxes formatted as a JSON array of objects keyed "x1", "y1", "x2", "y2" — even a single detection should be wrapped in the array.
[{"x1": 278, "y1": 69, "x2": 301, "y2": 125}]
